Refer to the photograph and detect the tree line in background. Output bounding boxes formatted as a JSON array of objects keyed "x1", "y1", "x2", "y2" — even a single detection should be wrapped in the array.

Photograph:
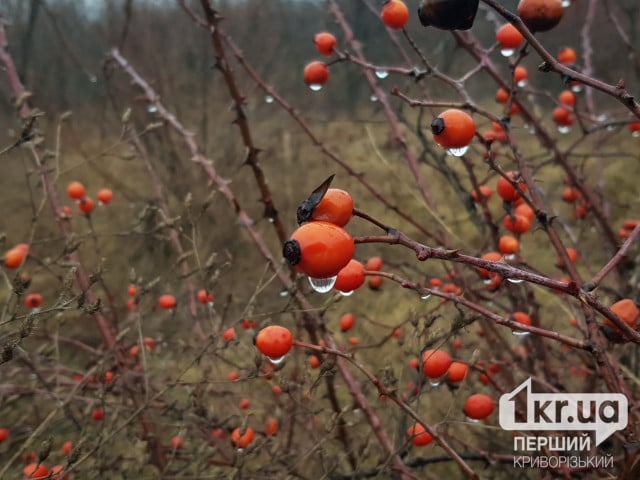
[{"x1": 1, "y1": 0, "x2": 640, "y2": 125}]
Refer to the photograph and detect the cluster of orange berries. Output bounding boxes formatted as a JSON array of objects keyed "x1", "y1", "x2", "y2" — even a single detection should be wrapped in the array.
[
  {"x1": 283, "y1": 180, "x2": 357, "y2": 289},
  {"x1": 303, "y1": 1, "x2": 411, "y2": 88},
  {"x1": 16, "y1": 437, "x2": 75, "y2": 479},
  {"x1": 66, "y1": 181, "x2": 112, "y2": 215}
]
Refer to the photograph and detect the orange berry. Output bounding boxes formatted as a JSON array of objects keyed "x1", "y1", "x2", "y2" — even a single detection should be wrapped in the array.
[
  {"x1": 222, "y1": 327, "x2": 236, "y2": 342},
  {"x1": 231, "y1": 427, "x2": 255, "y2": 448},
  {"x1": 171, "y1": 436, "x2": 184, "y2": 450},
  {"x1": 628, "y1": 122, "x2": 640, "y2": 133},
  {"x1": 62, "y1": 441, "x2": 72, "y2": 456},
  {"x1": 67, "y1": 181, "x2": 86, "y2": 200},
  {"x1": 272, "y1": 384, "x2": 283, "y2": 395},
  {"x1": 348, "y1": 336, "x2": 359, "y2": 346},
  {"x1": 368, "y1": 275, "x2": 383, "y2": 290},
  {"x1": 429, "y1": 278, "x2": 442, "y2": 288},
  {"x1": 78, "y1": 197, "x2": 95, "y2": 214},
  {"x1": 340, "y1": 313, "x2": 355, "y2": 332},
  {"x1": 228, "y1": 371, "x2": 239, "y2": 381},
  {"x1": 23, "y1": 463, "x2": 49, "y2": 479},
  {"x1": 97, "y1": 188, "x2": 113, "y2": 205},
  {"x1": 557, "y1": 46, "x2": 577, "y2": 64},
  {"x1": 422, "y1": 349, "x2": 452, "y2": 378},
  {"x1": 381, "y1": 0, "x2": 409, "y2": 29},
  {"x1": 431, "y1": 109, "x2": 476, "y2": 149},
  {"x1": 623, "y1": 220, "x2": 640, "y2": 230},
  {"x1": 255, "y1": 325, "x2": 294, "y2": 359},
  {"x1": 50, "y1": 465, "x2": 67, "y2": 480},
  {"x1": 314, "y1": 32, "x2": 337, "y2": 56},
  {"x1": 4, "y1": 245, "x2": 28, "y2": 269},
  {"x1": 496, "y1": 171, "x2": 527, "y2": 202},
  {"x1": 471, "y1": 185, "x2": 493, "y2": 202},
  {"x1": 558, "y1": 90, "x2": 576, "y2": 106},
  {"x1": 24, "y1": 293, "x2": 43, "y2": 309},
  {"x1": 406, "y1": 423, "x2": 433, "y2": 446},
  {"x1": 447, "y1": 361, "x2": 468, "y2": 382},
  {"x1": 303, "y1": 61, "x2": 329, "y2": 86},
  {"x1": 91, "y1": 407, "x2": 104, "y2": 421},
  {"x1": 334, "y1": 259, "x2": 366, "y2": 293},
  {"x1": 265, "y1": 418, "x2": 279, "y2": 436},
  {"x1": 562, "y1": 186, "x2": 581, "y2": 203},
  {"x1": 464, "y1": 393, "x2": 495, "y2": 419},
  {"x1": 477, "y1": 251, "x2": 502, "y2": 278},
  {"x1": 239, "y1": 398, "x2": 250, "y2": 410},
  {"x1": 129, "y1": 345, "x2": 140, "y2": 358},
  {"x1": 143, "y1": 337, "x2": 155, "y2": 350},
  {"x1": 605, "y1": 299, "x2": 640, "y2": 330},
  {"x1": 196, "y1": 289, "x2": 213, "y2": 304},
  {"x1": 309, "y1": 355, "x2": 321, "y2": 368},
  {"x1": 514, "y1": 203, "x2": 535, "y2": 221},
  {"x1": 409, "y1": 357, "x2": 420, "y2": 370},
  {"x1": 574, "y1": 201, "x2": 588, "y2": 219},
  {"x1": 496, "y1": 23, "x2": 524, "y2": 49},
  {"x1": 127, "y1": 284, "x2": 137, "y2": 297},
  {"x1": 514, "y1": 66, "x2": 528, "y2": 83},
  {"x1": 517, "y1": 0, "x2": 563, "y2": 32},
  {"x1": 158, "y1": 294, "x2": 176, "y2": 309},
  {"x1": 552, "y1": 106, "x2": 573, "y2": 126},
  {"x1": 365, "y1": 256, "x2": 383, "y2": 271},
  {"x1": 310, "y1": 188, "x2": 354, "y2": 227},
  {"x1": 284, "y1": 221, "x2": 354, "y2": 279},
  {"x1": 557, "y1": 247, "x2": 578, "y2": 266},
  {"x1": 512, "y1": 311, "x2": 533, "y2": 329},
  {"x1": 0, "y1": 427, "x2": 8, "y2": 442},
  {"x1": 503, "y1": 214, "x2": 531, "y2": 234},
  {"x1": 498, "y1": 235, "x2": 519, "y2": 255},
  {"x1": 495, "y1": 87, "x2": 509, "y2": 103},
  {"x1": 452, "y1": 338, "x2": 462, "y2": 349}
]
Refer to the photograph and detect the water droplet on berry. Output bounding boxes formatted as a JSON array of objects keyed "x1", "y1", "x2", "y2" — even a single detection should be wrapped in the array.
[
  {"x1": 446, "y1": 146, "x2": 469, "y2": 157},
  {"x1": 517, "y1": 80, "x2": 527, "y2": 88},
  {"x1": 308, "y1": 276, "x2": 337, "y2": 293},
  {"x1": 561, "y1": 0, "x2": 571, "y2": 7},
  {"x1": 504, "y1": 254, "x2": 516, "y2": 261},
  {"x1": 500, "y1": 48, "x2": 515, "y2": 57},
  {"x1": 596, "y1": 114, "x2": 607, "y2": 122},
  {"x1": 507, "y1": 278, "x2": 524, "y2": 284},
  {"x1": 339, "y1": 290, "x2": 354, "y2": 297},
  {"x1": 265, "y1": 95, "x2": 274, "y2": 103},
  {"x1": 370, "y1": 94, "x2": 378, "y2": 102},
  {"x1": 147, "y1": 105, "x2": 158, "y2": 114},
  {"x1": 421, "y1": 293, "x2": 431, "y2": 300},
  {"x1": 557, "y1": 125, "x2": 571, "y2": 134},
  {"x1": 483, "y1": 278, "x2": 493, "y2": 285},
  {"x1": 571, "y1": 84, "x2": 583, "y2": 93},
  {"x1": 309, "y1": 84, "x2": 323, "y2": 92},
  {"x1": 30, "y1": 307, "x2": 41, "y2": 314},
  {"x1": 375, "y1": 69, "x2": 389, "y2": 79},
  {"x1": 279, "y1": 289, "x2": 289, "y2": 297},
  {"x1": 429, "y1": 379, "x2": 441, "y2": 387},
  {"x1": 89, "y1": 75, "x2": 98, "y2": 84},
  {"x1": 466, "y1": 416, "x2": 481, "y2": 423},
  {"x1": 512, "y1": 330, "x2": 530, "y2": 337},
  {"x1": 633, "y1": 131, "x2": 640, "y2": 138},
  {"x1": 268, "y1": 355, "x2": 286, "y2": 365}
]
